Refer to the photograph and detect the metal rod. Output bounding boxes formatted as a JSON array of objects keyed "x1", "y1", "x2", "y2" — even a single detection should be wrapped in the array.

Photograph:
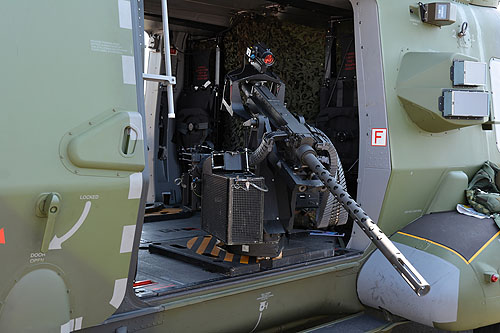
[
  {"x1": 215, "y1": 43, "x2": 221, "y2": 86},
  {"x1": 161, "y1": 0, "x2": 175, "y2": 118},
  {"x1": 142, "y1": 73, "x2": 176, "y2": 84},
  {"x1": 297, "y1": 146, "x2": 431, "y2": 296}
]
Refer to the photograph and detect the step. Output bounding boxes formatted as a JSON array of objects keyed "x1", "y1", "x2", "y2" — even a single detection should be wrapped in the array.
[{"x1": 301, "y1": 312, "x2": 393, "y2": 333}]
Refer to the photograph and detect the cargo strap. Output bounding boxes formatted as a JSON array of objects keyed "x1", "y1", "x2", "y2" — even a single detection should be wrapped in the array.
[{"x1": 176, "y1": 122, "x2": 209, "y2": 134}]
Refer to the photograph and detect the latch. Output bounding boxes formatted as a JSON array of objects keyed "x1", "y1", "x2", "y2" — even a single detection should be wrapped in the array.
[{"x1": 36, "y1": 193, "x2": 61, "y2": 253}]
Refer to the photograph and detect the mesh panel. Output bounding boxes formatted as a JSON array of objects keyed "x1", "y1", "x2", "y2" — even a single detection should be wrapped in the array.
[
  {"x1": 202, "y1": 174, "x2": 264, "y2": 245},
  {"x1": 202, "y1": 174, "x2": 228, "y2": 242},
  {"x1": 230, "y1": 179, "x2": 264, "y2": 244}
]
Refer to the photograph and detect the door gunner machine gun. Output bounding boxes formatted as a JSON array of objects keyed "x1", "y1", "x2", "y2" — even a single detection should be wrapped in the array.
[{"x1": 199, "y1": 43, "x2": 430, "y2": 296}]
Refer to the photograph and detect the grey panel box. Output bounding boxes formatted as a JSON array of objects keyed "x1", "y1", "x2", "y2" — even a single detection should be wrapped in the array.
[
  {"x1": 443, "y1": 90, "x2": 490, "y2": 118},
  {"x1": 453, "y1": 60, "x2": 487, "y2": 86},
  {"x1": 422, "y1": 2, "x2": 457, "y2": 26}
]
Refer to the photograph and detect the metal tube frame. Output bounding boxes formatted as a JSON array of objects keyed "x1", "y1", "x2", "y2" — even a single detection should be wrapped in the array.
[{"x1": 161, "y1": 0, "x2": 176, "y2": 118}]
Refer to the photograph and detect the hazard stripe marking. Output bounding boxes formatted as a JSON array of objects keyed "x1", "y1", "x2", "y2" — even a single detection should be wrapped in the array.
[
  {"x1": 210, "y1": 244, "x2": 221, "y2": 257},
  {"x1": 240, "y1": 255, "x2": 249, "y2": 264},
  {"x1": 0, "y1": 228, "x2": 5, "y2": 244},
  {"x1": 183, "y1": 236, "x2": 258, "y2": 265},
  {"x1": 224, "y1": 252, "x2": 234, "y2": 262},
  {"x1": 187, "y1": 237, "x2": 198, "y2": 249},
  {"x1": 196, "y1": 236, "x2": 211, "y2": 255}
]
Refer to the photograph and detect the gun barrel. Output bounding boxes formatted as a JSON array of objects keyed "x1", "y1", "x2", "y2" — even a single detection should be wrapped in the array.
[{"x1": 298, "y1": 146, "x2": 430, "y2": 296}]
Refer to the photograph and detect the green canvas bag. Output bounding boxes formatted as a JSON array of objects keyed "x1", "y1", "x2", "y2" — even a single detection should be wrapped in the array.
[{"x1": 466, "y1": 161, "x2": 500, "y2": 226}]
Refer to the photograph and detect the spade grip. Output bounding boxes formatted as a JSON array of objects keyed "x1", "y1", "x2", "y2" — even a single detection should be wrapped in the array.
[{"x1": 297, "y1": 146, "x2": 430, "y2": 296}]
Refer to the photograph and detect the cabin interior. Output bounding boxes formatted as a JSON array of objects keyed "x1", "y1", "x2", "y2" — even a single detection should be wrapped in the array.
[{"x1": 134, "y1": 0, "x2": 362, "y2": 299}]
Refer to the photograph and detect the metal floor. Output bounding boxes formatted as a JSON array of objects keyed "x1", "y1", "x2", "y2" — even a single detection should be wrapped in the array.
[
  {"x1": 134, "y1": 212, "x2": 357, "y2": 298},
  {"x1": 135, "y1": 214, "x2": 224, "y2": 297}
]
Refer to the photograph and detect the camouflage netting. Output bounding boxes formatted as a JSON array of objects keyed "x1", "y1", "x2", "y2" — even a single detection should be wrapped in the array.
[{"x1": 219, "y1": 14, "x2": 326, "y2": 150}]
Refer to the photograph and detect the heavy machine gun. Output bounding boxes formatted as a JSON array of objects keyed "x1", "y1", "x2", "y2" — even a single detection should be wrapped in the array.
[{"x1": 212, "y1": 44, "x2": 430, "y2": 296}]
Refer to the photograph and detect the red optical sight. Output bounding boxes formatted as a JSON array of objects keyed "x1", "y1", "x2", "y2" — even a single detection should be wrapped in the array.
[
  {"x1": 247, "y1": 43, "x2": 275, "y2": 73},
  {"x1": 264, "y1": 54, "x2": 274, "y2": 65}
]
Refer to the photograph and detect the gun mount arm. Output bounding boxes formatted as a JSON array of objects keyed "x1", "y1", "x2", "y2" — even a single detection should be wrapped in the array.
[{"x1": 296, "y1": 145, "x2": 430, "y2": 296}]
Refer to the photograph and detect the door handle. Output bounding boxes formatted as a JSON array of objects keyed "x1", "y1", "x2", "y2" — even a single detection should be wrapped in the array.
[
  {"x1": 36, "y1": 193, "x2": 61, "y2": 253},
  {"x1": 122, "y1": 126, "x2": 138, "y2": 155}
]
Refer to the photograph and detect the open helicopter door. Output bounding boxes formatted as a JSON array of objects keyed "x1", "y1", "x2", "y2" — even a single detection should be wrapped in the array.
[{"x1": 0, "y1": 1, "x2": 146, "y2": 332}]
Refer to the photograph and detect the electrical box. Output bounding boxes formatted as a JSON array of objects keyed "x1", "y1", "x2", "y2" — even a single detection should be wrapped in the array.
[
  {"x1": 421, "y1": 2, "x2": 457, "y2": 26},
  {"x1": 452, "y1": 60, "x2": 487, "y2": 86},
  {"x1": 442, "y1": 90, "x2": 490, "y2": 118}
]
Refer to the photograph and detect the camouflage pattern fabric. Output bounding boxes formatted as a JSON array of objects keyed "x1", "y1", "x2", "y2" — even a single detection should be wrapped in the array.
[{"x1": 220, "y1": 14, "x2": 325, "y2": 150}]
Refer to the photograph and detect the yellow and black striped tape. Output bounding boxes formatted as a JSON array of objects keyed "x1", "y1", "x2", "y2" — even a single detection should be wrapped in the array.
[{"x1": 186, "y1": 236, "x2": 257, "y2": 265}]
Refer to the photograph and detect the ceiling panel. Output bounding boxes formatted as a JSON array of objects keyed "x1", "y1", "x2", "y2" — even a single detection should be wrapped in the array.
[{"x1": 144, "y1": 0, "x2": 352, "y2": 28}]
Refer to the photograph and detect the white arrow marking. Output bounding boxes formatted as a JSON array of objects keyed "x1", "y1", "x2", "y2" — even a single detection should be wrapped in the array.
[
  {"x1": 49, "y1": 201, "x2": 91, "y2": 250},
  {"x1": 249, "y1": 312, "x2": 263, "y2": 333}
]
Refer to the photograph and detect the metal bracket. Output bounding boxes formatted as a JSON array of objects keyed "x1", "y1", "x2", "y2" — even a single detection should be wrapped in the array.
[{"x1": 142, "y1": 73, "x2": 176, "y2": 85}]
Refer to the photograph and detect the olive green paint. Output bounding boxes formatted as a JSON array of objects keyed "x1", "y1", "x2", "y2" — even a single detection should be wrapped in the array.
[
  {"x1": 0, "y1": 1, "x2": 144, "y2": 331},
  {"x1": 62, "y1": 110, "x2": 145, "y2": 176},
  {"x1": 397, "y1": 52, "x2": 485, "y2": 132},
  {"x1": 376, "y1": 0, "x2": 500, "y2": 234},
  {"x1": 2, "y1": 0, "x2": 500, "y2": 332},
  {"x1": 376, "y1": 0, "x2": 500, "y2": 330},
  {"x1": 0, "y1": 268, "x2": 71, "y2": 333},
  {"x1": 83, "y1": 257, "x2": 364, "y2": 332},
  {"x1": 425, "y1": 171, "x2": 469, "y2": 214}
]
